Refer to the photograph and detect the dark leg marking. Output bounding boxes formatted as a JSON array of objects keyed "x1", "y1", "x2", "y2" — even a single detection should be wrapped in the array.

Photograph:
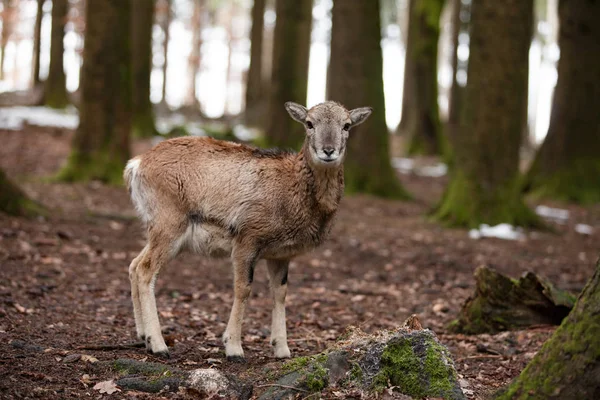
[
  {"x1": 281, "y1": 269, "x2": 288, "y2": 285},
  {"x1": 248, "y1": 263, "x2": 255, "y2": 284}
]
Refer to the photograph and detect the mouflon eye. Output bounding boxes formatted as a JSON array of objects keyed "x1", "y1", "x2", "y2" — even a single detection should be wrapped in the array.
[
  {"x1": 343, "y1": 123, "x2": 350, "y2": 131},
  {"x1": 306, "y1": 121, "x2": 314, "y2": 129}
]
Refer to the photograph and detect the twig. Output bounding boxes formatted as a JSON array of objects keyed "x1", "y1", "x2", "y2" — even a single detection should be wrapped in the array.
[
  {"x1": 455, "y1": 354, "x2": 503, "y2": 363},
  {"x1": 256, "y1": 384, "x2": 308, "y2": 393},
  {"x1": 76, "y1": 342, "x2": 145, "y2": 351}
]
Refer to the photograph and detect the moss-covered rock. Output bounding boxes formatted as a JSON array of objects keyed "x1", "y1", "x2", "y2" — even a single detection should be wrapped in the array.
[
  {"x1": 102, "y1": 358, "x2": 252, "y2": 399},
  {"x1": 260, "y1": 319, "x2": 464, "y2": 399},
  {"x1": 450, "y1": 266, "x2": 576, "y2": 334}
]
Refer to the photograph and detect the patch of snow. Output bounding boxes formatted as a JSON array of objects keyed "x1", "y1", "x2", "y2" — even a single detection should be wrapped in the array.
[
  {"x1": 392, "y1": 157, "x2": 414, "y2": 173},
  {"x1": 418, "y1": 163, "x2": 448, "y2": 178},
  {"x1": 575, "y1": 224, "x2": 594, "y2": 235},
  {"x1": 391, "y1": 157, "x2": 447, "y2": 177},
  {"x1": 469, "y1": 223, "x2": 525, "y2": 241},
  {"x1": 535, "y1": 205, "x2": 569, "y2": 223},
  {"x1": 0, "y1": 106, "x2": 79, "y2": 130}
]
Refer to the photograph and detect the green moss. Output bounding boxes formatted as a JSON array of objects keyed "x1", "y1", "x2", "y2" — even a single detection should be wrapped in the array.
[
  {"x1": 349, "y1": 362, "x2": 363, "y2": 382},
  {"x1": 0, "y1": 170, "x2": 46, "y2": 217},
  {"x1": 433, "y1": 170, "x2": 542, "y2": 229},
  {"x1": 132, "y1": 112, "x2": 158, "y2": 138},
  {"x1": 304, "y1": 363, "x2": 328, "y2": 392},
  {"x1": 56, "y1": 150, "x2": 125, "y2": 185},
  {"x1": 373, "y1": 338, "x2": 423, "y2": 396},
  {"x1": 425, "y1": 341, "x2": 455, "y2": 395},
  {"x1": 496, "y1": 263, "x2": 600, "y2": 399},
  {"x1": 525, "y1": 158, "x2": 600, "y2": 204},
  {"x1": 280, "y1": 355, "x2": 314, "y2": 374},
  {"x1": 373, "y1": 334, "x2": 460, "y2": 399}
]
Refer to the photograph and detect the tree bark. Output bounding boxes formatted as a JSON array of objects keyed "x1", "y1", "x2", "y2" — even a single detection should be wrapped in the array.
[
  {"x1": 524, "y1": 0, "x2": 600, "y2": 204},
  {"x1": 450, "y1": 266, "x2": 575, "y2": 335},
  {"x1": 0, "y1": 169, "x2": 44, "y2": 217},
  {"x1": 446, "y1": 0, "x2": 462, "y2": 146},
  {"x1": 496, "y1": 259, "x2": 600, "y2": 400},
  {"x1": 45, "y1": 0, "x2": 69, "y2": 108},
  {"x1": 58, "y1": 0, "x2": 132, "y2": 184},
  {"x1": 433, "y1": 0, "x2": 539, "y2": 228},
  {"x1": 132, "y1": 0, "x2": 157, "y2": 138},
  {"x1": 0, "y1": 0, "x2": 17, "y2": 81},
  {"x1": 328, "y1": 0, "x2": 409, "y2": 199},
  {"x1": 184, "y1": 0, "x2": 204, "y2": 107},
  {"x1": 159, "y1": 0, "x2": 171, "y2": 106},
  {"x1": 31, "y1": 0, "x2": 45, "y2": 87},
  {"x1": 264, "y1": 0, "x2": 312, "y2": 149},
  {"x1": 244, "y1": 0, "x2": 266, "y2": 128},
  {"x1": 397, "y1": 0, "x2": 445, "y2": 157}
]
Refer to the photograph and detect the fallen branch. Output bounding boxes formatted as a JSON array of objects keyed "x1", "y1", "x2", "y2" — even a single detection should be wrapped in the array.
[
  {"x1": 257, "y1": 384, "x2": 308, "y2": 393},
  {"x1": 76, "y1": 342, "x2": 145, "y2": 351}
]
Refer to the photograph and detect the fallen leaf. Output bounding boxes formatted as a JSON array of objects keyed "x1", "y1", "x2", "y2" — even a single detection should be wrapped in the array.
[
  {"x1": 93, "y1": 380, "x2": 120, "y2": 394},
  {"x1": 80, "y1": 354, "x2": 99, "y2": 363}
]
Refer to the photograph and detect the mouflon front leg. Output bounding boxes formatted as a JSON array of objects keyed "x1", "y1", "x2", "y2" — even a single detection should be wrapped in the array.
[
  {"x1": 267, "y1": 259, "x2": 291, "y2": 358},
  {"x1": 222, "y1": 242, "x2": 259, "y2": 361}
]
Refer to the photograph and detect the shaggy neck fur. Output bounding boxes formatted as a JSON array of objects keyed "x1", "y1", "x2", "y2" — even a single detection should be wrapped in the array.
[{"x1": 295, "y1": 143, "x2": 344, "y2": 215}]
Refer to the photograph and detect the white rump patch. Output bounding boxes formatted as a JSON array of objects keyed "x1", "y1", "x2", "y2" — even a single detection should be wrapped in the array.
[{"x1": 124, "y1": 158, "x2": 154, "y2": 223}]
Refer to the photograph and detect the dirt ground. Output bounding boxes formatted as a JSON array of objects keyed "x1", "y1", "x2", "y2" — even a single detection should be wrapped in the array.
[{"x1": 0, "y1": 126, "x2": 598, "y2": 399}]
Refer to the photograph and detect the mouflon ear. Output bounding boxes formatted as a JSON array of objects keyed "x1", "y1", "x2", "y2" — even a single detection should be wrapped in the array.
[
  {"x1": 285, "y1": 102, "x2": 308, "y2": 123},
  {"x1": 349, "y1": 107, "x2": 373, "y2": 127}
]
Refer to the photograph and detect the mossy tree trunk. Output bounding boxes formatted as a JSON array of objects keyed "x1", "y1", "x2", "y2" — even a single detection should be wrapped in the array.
[
  {"x1": 496, "y1": 259, "x2": 600, "y2": 400},
  {"x1": 132, "y1": 0, "x2": 157, "y2": 138},
  {"x1": 45, "y1": 0, "x2": 69, "y2": 108},
  {"x1": 265, "y1": 0, "x2": 312, "y2": 150},
  {"x1": 58, "y1": 0, "x2": 132, "y2": 184},
  {"x1": 433, "y1": 0, "x2": 539, "y2": 228},
  {"x1": 159, "y1": 0, "x2": 171, "y2": 106},
  {"x1": 184, "y1": 0, "x2": 204, "y2": 107},
  {"x1": 523, "y1": 0, "x2": 600, "y2": 204},
  {"x1": 31, "y1": 0, "x2": 45, "y2": 87},
  {"x1": 328, "y1": 0, "x2": 409, "y2": 199},
  {"x1": 244, "y1": 0, "x2": 266, "y2": 128},
  {"x1": 0, "y1": 169, "x2": 44, "y2": 217},
  {"x1": 397, "y1": 0, "x2": 445, "y2": 157}
]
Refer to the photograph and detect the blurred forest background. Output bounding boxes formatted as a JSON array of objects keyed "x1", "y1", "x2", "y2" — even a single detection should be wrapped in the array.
[{"x1": 0, "y1": 0, "x2": 599, "y2": 398}]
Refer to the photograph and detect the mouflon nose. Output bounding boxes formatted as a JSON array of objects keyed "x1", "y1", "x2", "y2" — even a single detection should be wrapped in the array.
[{"x1": 323, "y1": 148, "x2": 335, "y2": 157}]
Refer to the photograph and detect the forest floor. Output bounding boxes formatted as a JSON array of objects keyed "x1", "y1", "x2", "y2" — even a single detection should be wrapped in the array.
[{"x1": 0, "y1": 125, "x2": 599, "y2": 399}]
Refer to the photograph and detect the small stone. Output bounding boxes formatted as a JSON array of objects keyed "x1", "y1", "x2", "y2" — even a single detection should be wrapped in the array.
[{"x1": 62, "y1": 353, "x2": 81, "y2": 363}]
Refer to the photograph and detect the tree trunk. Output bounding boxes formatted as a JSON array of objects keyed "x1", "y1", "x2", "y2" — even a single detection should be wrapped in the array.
[
  {"x1": 45, "y1": 0, "x2": 69, "y2": 108},
  {"x1": 450, "y1": 266, "x2": 575, "y2": 335},
  {"x1": 159, "y1": 0, "x2": 171, "y2": 106},
  {"x1": 184, "y1": 0, "x2": 204, "y2": 107},
  {"x1": 58, "y1": 0, "x2": 132, "y2": 184},
  {"x1": 0, "y1": 0, "x2": 17, "y2": 81},
  {"x1": 0, "y1": 169, "x2": 44, "y2": 217},
  {"x1": 524, "y1": 0, "x2": 600, "y2": 204},
  {"x1": 264, "y1": 0, "x2": 312, "y2": 149},
  {"x1": 446, "y1": 0, "x2": 462, "y2": 146},
  {"x1": 433, "y1": 0, "x2": 539, "y2": 228},
  {"x1": 328, "y1": 0, "x2": 409, "y2": 199},
  {"x1": 496, "y1": 259, "x2": 600, "y2": 399},
  {"x1": 132, "y1": 0, "x2": 157, "y2": 138},
  {"x1": 31, "y1": 0, "x2": 45, "y2": 87},
  {"x1": 397, "y1": 0, "x2": 445, "y2": 157},
  {"x1": 244, "y1": 0, "x2": 266, "y2": 128}
]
